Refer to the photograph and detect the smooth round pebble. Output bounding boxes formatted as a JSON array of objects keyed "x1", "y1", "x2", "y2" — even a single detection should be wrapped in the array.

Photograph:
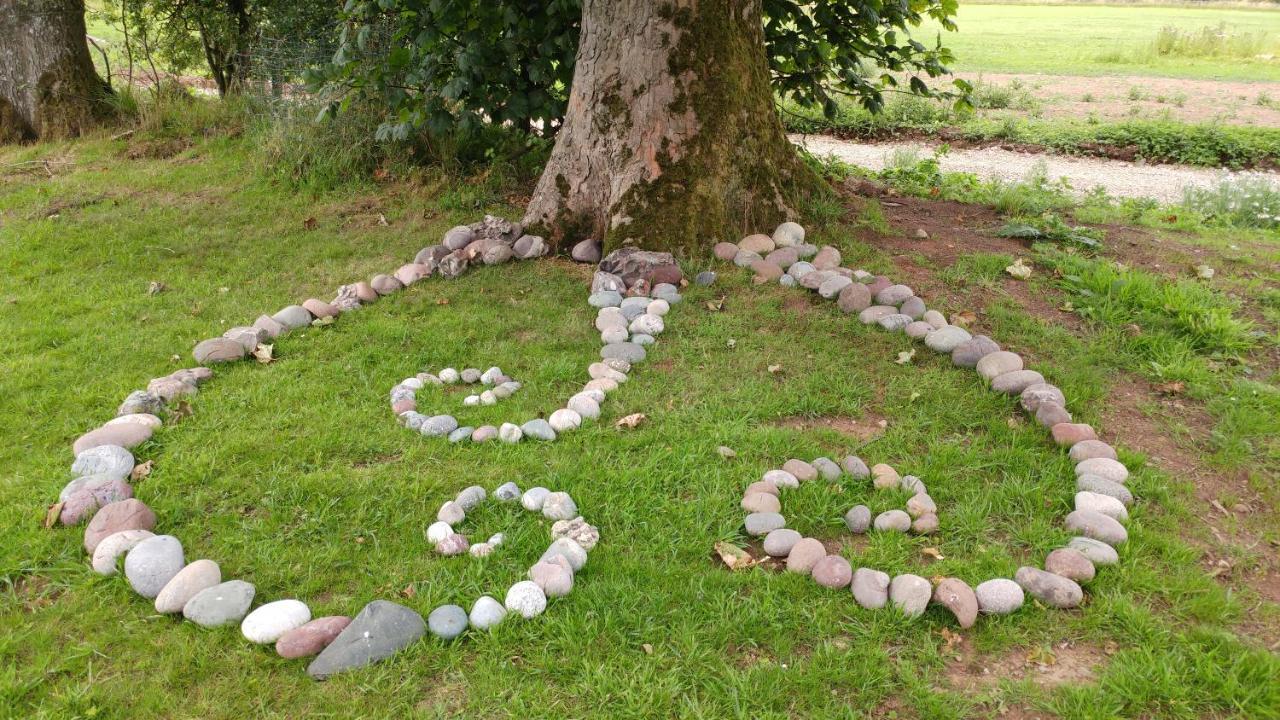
[{"x1": 242, "y1": 599, "x2": 312, "y2": 644}]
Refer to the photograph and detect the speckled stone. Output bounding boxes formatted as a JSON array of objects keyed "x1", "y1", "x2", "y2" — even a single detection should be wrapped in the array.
[
  {"x1": 504, "y1": 581, "x2": 548, "y2": 619},
  {"x1": 124, "y1": 534, "x2": 184, "y2": 599},
  {"x1": 811, "y1": 457, "x2": 842, "y2": 481},
  {"x1": 975, "y1": 578, "x2": 1024, "y2": 615},
  {"x1": 859, "y1": 305, "x2": 897, "y2": 324},
  {"x1": 1020, "y1": 383, "x2": 1067, "y2": 414},
  {"x1": 742, "y1": 492, "x2": 781, "y2": 514},
  {"x1": 763, "y1": 469, "x2": 799, "y2": 489},
  {"x1": 713, "y1": 242, "x2": 738, "y2": 261},
  {"x1": 1036, "y1": 403, "x2": 1073, "y2": 427}
]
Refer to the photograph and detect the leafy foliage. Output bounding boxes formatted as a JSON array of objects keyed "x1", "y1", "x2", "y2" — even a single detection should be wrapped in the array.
[
  {"x1": 310, "y1": 0, "x2": 582, "y2": 140},
  {"x1": 314, "y1": 0, "x2": 966, "y2": 139},
  {"x1": 763, "y1": 0, "x2": 969, "y2": 116}
]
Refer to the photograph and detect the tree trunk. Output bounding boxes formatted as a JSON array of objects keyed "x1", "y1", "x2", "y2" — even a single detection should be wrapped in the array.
[
  {"x1": 0, "y1": 0, "x2": 113, "y2": 142},
  {"x1": 522, "y1": 0, "x2": 824, "y2": 257}
]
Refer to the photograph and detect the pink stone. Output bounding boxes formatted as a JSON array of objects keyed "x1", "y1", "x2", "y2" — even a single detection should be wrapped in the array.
[
  {"x1": 72, "y1": 423, "x2": 153, "y2": 456},
  {"x1": 713, "y1": 242, "x2": 739, "y2": 261},
  {"x1": 275, "y1": 616, "x2": 351, "y2": 659},
  {"x1": 1052, "y1": 423, "x2": 1097, "y2": 446},
  {"x1": 84, "y1": 499, "x2": 156, "y2": 553},
  {"x1": 353, "y1": 282, "x2": 378, "y2": 302},
  {"x1": 61, "y1": 477, "x2": 133, "y2": 525},
  {"x1": 933, "y1": 578, "x2": 978, "y2": 628},
  {"x1": 785, "y1": 538, "x2": 826, "y2": 574},
  {"x1": 435, "y1": 534, "x2": 469, "y2": 556},
  {"x1": 391, "y1": 399, "x2": 416, "y2": 415},
  {"x1": 302, "y1": 298, "x2": 338, "y2": 318},
  {"x1": 811, "y1": 555, "x2": 853, "y2": 589}
]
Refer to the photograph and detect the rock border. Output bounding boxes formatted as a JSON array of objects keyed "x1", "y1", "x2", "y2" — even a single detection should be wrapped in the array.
[
  {"x1": 716, "y1": 224, "x2": 1135, "y2": 626},
  {"x1": 52, "y1": 216, "x2": 633, "y2": 680}
]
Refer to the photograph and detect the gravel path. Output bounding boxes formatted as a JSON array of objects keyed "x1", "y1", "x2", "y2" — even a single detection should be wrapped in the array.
[{"x1": 790, "y1": 134, "x2": 1280, "y2": 205}]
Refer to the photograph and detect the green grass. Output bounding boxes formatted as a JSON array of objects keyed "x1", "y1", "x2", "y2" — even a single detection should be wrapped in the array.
[
  {"x1": 2, "y1": 132, "x2": 1279, "y2": 719},
  {"x1": 915, "y1": 4, "x2": 1280, "y2": 81}
]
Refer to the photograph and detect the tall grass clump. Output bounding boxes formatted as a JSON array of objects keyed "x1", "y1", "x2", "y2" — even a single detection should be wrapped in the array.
[
  {"x1": 1181, "y1": 174, "x2": 1280, "y2": 230},
  {"x1": 1151, "y1": 23, "x2": 1270, "y2": 59}
]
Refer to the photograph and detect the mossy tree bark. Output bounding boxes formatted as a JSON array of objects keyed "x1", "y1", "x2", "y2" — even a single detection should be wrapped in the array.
[
  {"x1": 522, "y1": 0, "x2": 824, "y2": 257},
  {"x1": 0, "y1": 0, "x2": 113, "y2": 143}
]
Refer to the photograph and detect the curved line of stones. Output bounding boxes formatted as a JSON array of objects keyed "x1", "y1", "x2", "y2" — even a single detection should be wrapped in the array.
[
  {"x1": 387, "y1": 281, "x2": 682, "y2": 446},
  {"x1": 719, "y1": 224, "x2": 1135, "y2": 628},
  {"x1": 49, "y1": 216, "x2": 638, "y2": 679}
]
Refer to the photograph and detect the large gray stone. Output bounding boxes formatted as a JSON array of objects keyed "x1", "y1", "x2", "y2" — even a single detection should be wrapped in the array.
[
  {"x1": 124, "y1": 534, "x2": 184, "y2": 599},
  {"x1": 1015, "y1": 566, "x2": 1083, "y2": 608},
  {"x1": 601, "y1": 342, "x2": 646, "y2": 364},
  {"x1": 307, "y1": 600, "x2": 426, "y2": 680}
]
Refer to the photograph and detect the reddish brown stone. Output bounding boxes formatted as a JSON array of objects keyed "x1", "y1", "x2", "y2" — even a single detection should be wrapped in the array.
[
  {"x1": 302, "y1": 298, "x2": 338, "y2": 318},
  {"x1": 276, "y1": 616, "x2": 352, "y2": 659},
  {"x1": 933, "y1": 578, "x2": 978, "y2": 629},
  {"x1": 84, "y1": 499, "x2": 156, "y2": 553},
  {"x1": 1051, "y1": 423, "x2": 1097, "y2": 447}
]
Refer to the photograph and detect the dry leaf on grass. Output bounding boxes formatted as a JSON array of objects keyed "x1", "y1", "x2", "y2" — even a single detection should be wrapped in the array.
[
  {"x1": 311, "y1": 316, "x2": 335, "y2": 327},
  {"x1": 642, "y1": 643, "x2": 654, "y2": 655},
  {"x1": 44, "y1": 502, "x2": 63, "y2": 529},
  {"x1": 400, "y1": 584, "x2": 417, "y2": 598},
  {"x1": 950, "y1": 310, "x2": 977, "y2": 327},
  {"x1": 252, "y1": 344, "x2": 274, "y2": 363},
  {"x1": 895, "y1": 349, "x2": 915, "y2": 365},
  {"x1": 714, "y1": 541, "x2": 755, "y2": 570},
  {"x1": 922, "y1": 547, "x2": 945, "y2": 560},
  {"x1": 1005, "y1": 258, "x2": 1032, "y2": 280},
  {"x1": 767, "y1": 364, "x2": 783, "y2": 374},
  {"x1": 706, "y1": 296, "x2": 725, "y2": 311},
  {"x1": 130, "y1": 460, "x2": 153, "y2": 482},
  {"x1": 616, "y1": 413, "x2": 646, "y2": 429},
  {"x1": 147, "y1": 281, "x2": 166, "y2": 296}
]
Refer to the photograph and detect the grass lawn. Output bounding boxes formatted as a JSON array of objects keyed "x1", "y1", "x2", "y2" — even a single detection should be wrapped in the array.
[
  {"x1": 1, "y1": 133, "x2": 1278, "y2": 719},
  {"x1": 916, "y1": 4, "x2": 1280, "y2": 81}
]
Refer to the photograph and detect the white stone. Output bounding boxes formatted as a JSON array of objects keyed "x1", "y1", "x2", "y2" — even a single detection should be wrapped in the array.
[
  {"x1": 504, "y1": 581, "x2": 547, "y2": 619},
  {"x1": 240, "y1": 599, "x2": 311, "y2": 644},
  {"x1": 499, "y1": 423, "x2": 523, "y2": 443},
  {"x1": 469, "y1": 595, "x2": 507, "y2": 629},
  {"x1": 549, "y1": 409, "x2": 582, "y2": 432},
  {"x1": 426, "y1": 521, "x2": 453, "y2": 543},
  {"x1": 521, "y1": 487, "x2": 551, "y2": 511},
  {"x1": 90, "y1": 529, "x2": 154, "y2": 575},
  {"x1": 439, "y1": 368, "x2": 460, "y2": 383}
]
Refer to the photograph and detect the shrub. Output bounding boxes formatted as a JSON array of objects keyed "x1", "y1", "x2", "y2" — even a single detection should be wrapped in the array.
[{"x1": 1181, "y1": 174, "x2": 1280, "y2": 230}]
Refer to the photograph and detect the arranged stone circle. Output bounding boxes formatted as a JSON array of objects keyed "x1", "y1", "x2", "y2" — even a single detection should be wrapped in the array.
[
  {"x1": 49, "y1": 215, "x2": 677, "y2": 680},
  {"x1": 715, "y1": 223, "x2": 1138, "y2": 627}
]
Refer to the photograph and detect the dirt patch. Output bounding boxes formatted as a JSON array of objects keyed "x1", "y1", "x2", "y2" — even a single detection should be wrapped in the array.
[
  {"x1": 123, "y1": 137, "x2": 191, "y2": 160},
  {"x1": 945, "y1": 638, "x2": 1107, "y2": 693},
  {"x1": 773, "y1": 413, "x2": 888, "y2": 442},
  {"x1": 352, "y1": 452, "x2": 403, "y2": 469},
  {"x1": 414, "y1": 673, "x2": 467, "y2": 715},
  {"x1": 12, "y1": 573, "x2": 64, "y2": 613}
]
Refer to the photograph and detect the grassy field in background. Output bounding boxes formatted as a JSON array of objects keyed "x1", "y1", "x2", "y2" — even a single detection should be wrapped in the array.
[
  {"x1": 1, "y1": 128, "x2": 1277, "y2": 718},
  {"x1": 917, "y1": 4, "x2": 1280, "y2": 81}
]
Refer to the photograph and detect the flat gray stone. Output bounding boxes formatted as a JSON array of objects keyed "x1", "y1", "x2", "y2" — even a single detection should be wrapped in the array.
[
  {"x1": 272, "y1": 305, "x2": 313, "y2": 330},
  {"x1": 183, "y1": 580, "x2": 256, "y2": 627},
  {"x1": 952, "y1": 335, "x2": 1001, "y2": 368},
  {"x1": 71, "y1": 445, "x2": 135, "y2": 481},
  {"x1": 1076, "y1": 475, "x2": 1134, "y2": 505},
  {"x1": 889, "y1": 574, "x2": 932, "y2": 617},
  {"x1": 601, "y1": 342, "x2": 646, "y2": 364},
  {"x1": 745, "y1": 512, "x2": 784, "y2": 536},
  {"x1": 991, "y1": 370, "x2": 1047, "y2": 395},
  {"x1": 925, "y1": 326, "x2": 972, "y2": 353},
  {"x1": 1067, "y1": 536, "x2": 1120, "y2": 565},
  {"x1": 521, "y1": 419, "x2": 556, "y2": 442},
  {"x1": 588, "y1": 291, "x2": 623, "y2": 308},
  {"x1": 762, "y1": 528, "x2": 801, "y2": 557},
  {"x1": 307, "y1": 600, "x2": 426, "y2": 680},
  {"x1": 1065, "y1": 509, "x2": 1127, "y2": 545}
]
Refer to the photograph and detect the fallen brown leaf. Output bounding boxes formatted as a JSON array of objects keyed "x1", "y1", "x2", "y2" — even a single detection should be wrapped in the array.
[
  {"x1": 303, "y1": 217, "x2": 317, "y2": 230},
  {"x1": 950, "y1": 310, "x2": 977, "y2": 327},
  {"x1": 642, "y1": 643, "x2": 654, "y2": 655},
  {"x1": 616, "y1": 413, "x2": 646, "y2": 429},
  {"x1": 130, "y1": 460, "x2": 153, "y2": 482},
  {"x1": 400, "y1": 584, "x2": 416, "y2": 598},
  {"x1": 922, "y1": 547, "x2": 945, "y2": 560},
  {"x1": 45, "y1": 502, "x2": 64, "y2": 529},
  {"x1": 714, "y1": 541, "x2": 755, "y2": 570},
  {"x1": 1155, "y1": 381, "x2": 1185, "y2": 395}
]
